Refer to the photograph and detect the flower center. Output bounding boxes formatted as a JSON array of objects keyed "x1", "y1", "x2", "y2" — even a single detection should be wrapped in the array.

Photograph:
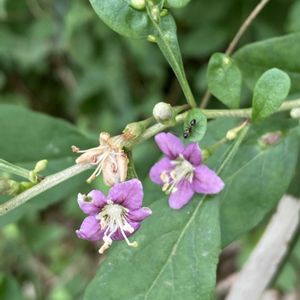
[
  {"x1": 96, "y1": 200, "x2": 137, "y2": 254},
  {"x1": 160, "y1": 155, "x2": 194, "y2": 194}
]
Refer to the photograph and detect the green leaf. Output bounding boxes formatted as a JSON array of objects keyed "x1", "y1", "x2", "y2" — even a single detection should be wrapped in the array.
[
  {"x1": 84, "y1": 119, "x2": 299, "y2": 299},
  {"x1": 220, "y1": 123, "x2": 299, "y2": 246},
  {"x1": 0, "y1": 104, "x2": 95, "y2": 225},
  {"x1": 207, "y1": 53, "x2": 242, "y2": 108},
  {"x1": 234, "y1": 33, "x2": 300, "y2": 93},
  {"x1": 152, "y1": 14, "x2": 196, "y2": 106},
  {"x1": 166, "y1": 0, "x2": 191, "y2": 8},
  {"x1": 84, "y1": 197, "x2": 221, "y2": 300},
  {"x1": 183, "y1": 108, "x2": 207, "y2": 142},
  {"x1": 252, "y1": 68, "x2": 291, "y2": 121},
  {"x1": 89, "y1": 0, "x2": 196, "y2": 106},
  {"x1": 89, "y1": 0, "x2": 152, "y2": 39},
  {"x1": 286, "y1": 0, "x2": 300, "y2": 33}
]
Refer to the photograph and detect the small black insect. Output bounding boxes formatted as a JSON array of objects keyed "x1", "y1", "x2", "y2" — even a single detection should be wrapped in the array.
[
  {"x1": 183, "y1": 119, "x2": 197, "y2": 138},
  {"x1": 190, "y1": 119, "x2": 197, "y2": 126}
]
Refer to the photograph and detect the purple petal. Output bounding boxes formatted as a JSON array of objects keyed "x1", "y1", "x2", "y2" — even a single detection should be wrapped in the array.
[
  {"x1": 155, "y1": 132, "x2": 184, "y2": 159},
  {"x1": 169, "y1": 180, "x2": 194, "y2": 209},
  {"x1": 183, "y1": 143, "x2": 202, "y2": 166},
  {"x1": 192, "y1": 165, "x2": 225, "y2": 194},
  {"x1": 76, "y1": 216, "x2": 103, "y2": 241},
  {"x1": 128, "y1": 207, "x2": 152, "y2": 222},
  {"x1": 111, "y1": 221, "x2": 140, "y2": 241},
  {"x1": 77, "y1": 190, "x2": 107, "y2": 215},
  {"x1": 149, "y1": 157, "x2": 173, "y2": 185},
  {"x1": 108, "y1": 179, "x2": 143, "y2": 210}
]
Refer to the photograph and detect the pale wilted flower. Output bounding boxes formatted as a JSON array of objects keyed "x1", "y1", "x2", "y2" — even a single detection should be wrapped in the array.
[{"x1": 72, "y1": 132, "x2": 128, "y2": 186}]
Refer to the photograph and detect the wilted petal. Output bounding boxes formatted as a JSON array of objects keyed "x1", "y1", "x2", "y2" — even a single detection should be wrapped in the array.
[
  {"x1": 76, "y1": 216, "x2": 103, "y2": 241},
  {"x1": 77, "y1": 190, "x2": 107, "y2": 215},
  {"x1": 75, "y1": 148, "x2": 102, "y2": 165},
  {"x1": 169, "y1": 180, "x2": 194, "y2": 209},
  {"x1": 108, "y1": 179, "x2": 143, "y2": 210},
  {"x1": 111, "y1": 221, "x2": 140, "y2": 241},
  {"x1": 155, "y1": 132, "x2": 185, "y2": 159},
  {"x1": 149, "y1": 157, "x2": 172, "y2": 184},
  {"x1": 103, "y1": 151, "x2": 128, "y2": 186},
  {"x1": 183, "y1": 143, "x2": 202, "y2": 166},
  {"x1": 192, "y1": 165, "x2": 224, "y2": 194},
  {"x1": 128, "y1": 207, "x2": 152, "y2": 222}
]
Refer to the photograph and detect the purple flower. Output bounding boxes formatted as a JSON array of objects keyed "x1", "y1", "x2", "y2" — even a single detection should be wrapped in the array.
[
  {"x1": 76, "y1": 179, "x2": 152, "y2": 254},
  {"x1": 149, "y1": 132, "x2": 224, "y2": 209}
]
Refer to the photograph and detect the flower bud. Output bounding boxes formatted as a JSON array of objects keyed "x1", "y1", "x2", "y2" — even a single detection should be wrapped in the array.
[
  {"x1": 123, "y1": 122, "x2": 145, "y2": 140},
  {"x1": 201, "y1": 149, "x2": 211, "y2": 161},
  {"x1": 130, "y1": 0, "x2": 145, "y2": 10},
  {"x1": 226, "y1": 129, "x2": 237, "y2": 141},
  {"x1": 0, "y1": 177, "x2": 19, "y2": 195},
  {"x1": 160, "y1": 9, "x2": 168, "y2": 17},
  {"x1": 290, "y1": 108, "x2": 300, "y2": 119},
  {"x1": 33, "y1": 159, "x2": 48, "y2": 173},
  {"x1": 259, "y1": 131, "x2": 282, "y2": 147},
  {"x1": 147, "y1": 35, "x2": 157, "y2": 43},
  {"x1": 151, "y1": 6, "x2": 160, "y2": 22},
  {"x1": 226, "y1": 120, "x2": 248, "y2": 141},
  {"x1": 153, "y1": 102, "x2": 174, "y2": 124}
]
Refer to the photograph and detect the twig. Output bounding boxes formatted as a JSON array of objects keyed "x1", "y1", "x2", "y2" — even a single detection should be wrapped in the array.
[
  {"x1": 200, "y1": 0, "x2": 271, "y2": 108},
  {"x1": 226, "y1": 195, "x2": 300, "y2": 300},
  {"x1": 0, "y1": 164, "x2": 92, "y2": 215},
  {"x1": 1, "y1": 99, "x2": 300, "y2": 215},
  {"x1": 225, "y1": 0, "x2": 271, "y2": 56}
]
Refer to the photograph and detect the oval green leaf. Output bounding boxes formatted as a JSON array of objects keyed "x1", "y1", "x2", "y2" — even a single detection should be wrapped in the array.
[
  {"x1": 207, "y1": 53, "x2": 242, "y2": 108},
  {"x1": 183, "y1": 108, "x2": 207, "y2": 142},
  {"x1": 89, "y1": 0, "x2": 152, "y2": 38},
  {"x1": 252, "y1": 68, "x2": 291, "y2": 121},
  {"x1": 89, "y1": 0, "x2": 195, "y2": 106},
  {"x1": 234, "y1": 33, "x2": 300, "y2": 93}
]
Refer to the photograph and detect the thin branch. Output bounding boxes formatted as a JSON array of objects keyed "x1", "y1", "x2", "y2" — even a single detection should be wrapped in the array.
[
  {"x1": 226, "y1": 195, "x2": 300, "y2": 300},
  {"x1": 1, "y1": 98, "x2": 300, "y2": 215},
  {"x1": 200, "y1": 0, "x2": 271, "y2": 109},
  {"x1": 225, "y1": 0, "x2": 271, "y2": 56},
  {"x1": 0, "y1": 164, "x2": 92, "y2": 216}
]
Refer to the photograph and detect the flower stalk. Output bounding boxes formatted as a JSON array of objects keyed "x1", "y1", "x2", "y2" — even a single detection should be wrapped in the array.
[{"x1": 1, "y1": 98, "x2": 300, "y2": 215}]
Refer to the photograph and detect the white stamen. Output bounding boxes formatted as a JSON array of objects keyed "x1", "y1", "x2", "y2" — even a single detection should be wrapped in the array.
[
  {"x1": 73, "y1": 133, "x2": 128, "y2": 184},
  {"x1": 97, "y1": 200, "x2": 137, "y2": 254},
  {"x1": 161, "y1": 155, "x2": 194, "y2": 194}
]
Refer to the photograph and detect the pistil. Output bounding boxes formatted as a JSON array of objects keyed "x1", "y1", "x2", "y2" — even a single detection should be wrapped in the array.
[
  {"x1": 97, "y1": 201, "x2": 138, "y2": 254},
  {"x1": 160, "y1": 155, "x2": 194, "y2": 194}
]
